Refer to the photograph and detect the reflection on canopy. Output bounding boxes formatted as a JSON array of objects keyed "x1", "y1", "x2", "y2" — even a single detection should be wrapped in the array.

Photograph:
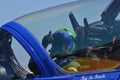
[{"x1": 14, "y1": 0, "x2": 120, "y2": 74}]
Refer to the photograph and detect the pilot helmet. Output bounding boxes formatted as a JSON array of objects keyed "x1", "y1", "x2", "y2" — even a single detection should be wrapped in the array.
[{"x1": 50, "y1": 28, "x2": 76, "y2": 57}]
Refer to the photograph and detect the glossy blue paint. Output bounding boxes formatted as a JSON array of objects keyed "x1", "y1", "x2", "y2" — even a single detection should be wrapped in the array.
[
  {"x1": 1, "y1": 22, "x2": 65, "y2": 77},
  {"x1": 27, "y1": 70, "x2": 120, "y2": 80},
  {"x1": 0, "y1": 0, "x2": 120, "y2": 79},
  {"x1": 1, "y1": 22, "x2": 120, "y2": 80}
]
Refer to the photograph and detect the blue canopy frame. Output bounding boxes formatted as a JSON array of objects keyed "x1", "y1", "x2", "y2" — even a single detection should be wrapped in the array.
[
  {"x1": 1, "y1": 21, "x2": 120, "y2": 80},
  {"x1": 1, "y1": 22, "x2": 65, "y2": 77}
]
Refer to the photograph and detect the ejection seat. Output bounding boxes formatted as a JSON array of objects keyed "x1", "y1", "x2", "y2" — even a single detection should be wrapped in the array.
[{"x1": 0, "y1": 29, "x2": 29, "y2": 80}]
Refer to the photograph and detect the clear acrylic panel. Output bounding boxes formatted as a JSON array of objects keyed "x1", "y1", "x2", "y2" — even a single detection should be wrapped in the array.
[{"x1": 13, "y1": 0, "x2": 120, "y2": 74}]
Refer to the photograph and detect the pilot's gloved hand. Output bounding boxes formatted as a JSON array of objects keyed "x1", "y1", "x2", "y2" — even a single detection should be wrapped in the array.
[
  {"x1": 28, "y1": 58, "x2": 40, "y2": 75},
  {"x1": 42, "y1": 31, "x2": 53, "y2": 49}
]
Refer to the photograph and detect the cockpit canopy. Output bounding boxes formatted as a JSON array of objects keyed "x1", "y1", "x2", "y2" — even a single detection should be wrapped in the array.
[{"x1": 8, "y1": 0, "x2": 120, "y2": 74}]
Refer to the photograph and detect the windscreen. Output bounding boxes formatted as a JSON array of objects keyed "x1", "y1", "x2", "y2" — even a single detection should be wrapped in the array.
[{"x1": 14, "y1": 0, "x2": 120, "y2": 74}]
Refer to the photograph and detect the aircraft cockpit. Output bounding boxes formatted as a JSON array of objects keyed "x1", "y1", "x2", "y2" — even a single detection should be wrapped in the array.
[{"x1": 0, "y1": 0, "x2": 120, "y2": 80}]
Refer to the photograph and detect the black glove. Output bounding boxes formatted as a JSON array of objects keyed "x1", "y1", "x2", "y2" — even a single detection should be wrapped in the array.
[{"x1": 42, "y1": 31, "x2": 53, "y2": 49}]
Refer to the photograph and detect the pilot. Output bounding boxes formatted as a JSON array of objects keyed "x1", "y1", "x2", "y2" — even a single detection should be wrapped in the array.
[
  {"x1": 28, "y1": 28, "x2": 77, "y2": 74},
  {"x1": 42, "y1": 28, "x2": 77, "y2": 66}
]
